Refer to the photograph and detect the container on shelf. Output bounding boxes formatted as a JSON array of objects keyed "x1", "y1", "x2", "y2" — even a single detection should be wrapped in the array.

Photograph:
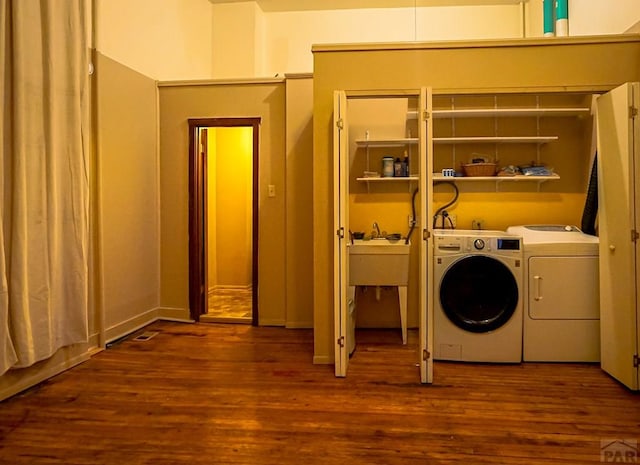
[
  {"x1": 462, "y1": 162, "x2": 497, "y2": 177},
  {"x1": 382, "y1": 157, "x2": 394, "y2": 177}
]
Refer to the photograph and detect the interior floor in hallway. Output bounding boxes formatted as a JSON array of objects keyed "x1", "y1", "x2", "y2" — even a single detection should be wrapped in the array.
[{"x1": 200, "y1": 288, "x2": 252, "y2": 324}]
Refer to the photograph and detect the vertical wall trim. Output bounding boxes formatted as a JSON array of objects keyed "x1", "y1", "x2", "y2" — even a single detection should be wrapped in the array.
[
  {"x1": 93, "y1": 50, "x2": 106, "y2": 349},
  {"x1": 155, "y1": 82, "x2": 162, "y2": 312}
]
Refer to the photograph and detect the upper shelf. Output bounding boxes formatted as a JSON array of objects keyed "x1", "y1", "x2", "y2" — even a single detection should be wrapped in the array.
[
  {"x1": 356, "y1": 176, "x2": 419, "y2": 182},
  {"x1": 407, "y1": 107, "x2": 591, "y2": 119},
  {"x1": 433, "y1": 107, "x2": 591, "y2": 118},
  {"x1": 355, "y1": 135, "x2": 558, "y2": 146},
  {"x1": 434, "y1": 136, "x2": 558, "y2": 144},
  {"x1": 355, "y1": 138, "x2": 419, "y2": 147},
  {"x1": 432, "y1": 173, "x2": 560, "y2": 182}
]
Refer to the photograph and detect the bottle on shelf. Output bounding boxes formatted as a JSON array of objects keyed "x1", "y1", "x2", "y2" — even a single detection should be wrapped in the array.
[
  {"x1": 402, "y1": 151, "x2": 409, "y2": 177},
  {"x1": 394, "y1": 158, "x2": 403, "y2": 177}
]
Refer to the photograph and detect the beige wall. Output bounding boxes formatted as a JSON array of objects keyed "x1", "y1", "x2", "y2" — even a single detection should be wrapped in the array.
[
  {"x1": 95, "y1": 0, "x2": 213, "y2": 80},
  {"x1": 158, "y1": 81, "x2": 287, "y2": 326},
  {"x1": 212, "y1": 2, "x2": 266, "y2": 78},
  {"x1": 263, "y1": 5, "x2": 523, "y2": 75},
  {"x1": 312, "y1": 35, "x2": 640, "y2": 363},
  {"x1": 95, "y1": 53, "x2": 161, "y2": 340},
  {"x1": 212, "y1": 1, "x2": 640, "y2": 78},
  {"x1": 213, "y1": 127, "x2": 253, "y2": 288},
  {"x1": 285, "y1": 75, "x2": 314, "y2": 328},
  {"x1": 92, "y1": 0, "x2": 640, "y2": 81}
]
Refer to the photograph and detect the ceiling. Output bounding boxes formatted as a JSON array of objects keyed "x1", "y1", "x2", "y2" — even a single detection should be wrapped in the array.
[{"x1": 208, "y1": 0, "x2": 528, "y2": 12}]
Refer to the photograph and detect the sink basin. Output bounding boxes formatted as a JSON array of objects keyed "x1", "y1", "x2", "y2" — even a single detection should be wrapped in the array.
[{"x1": 349, "y1": 238, "x2": 410, "y2": 286}]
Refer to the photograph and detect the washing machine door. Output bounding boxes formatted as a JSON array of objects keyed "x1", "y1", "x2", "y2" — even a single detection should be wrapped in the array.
[{"x1": 440, "y1": 255, "x2": 518, "y2": 333}]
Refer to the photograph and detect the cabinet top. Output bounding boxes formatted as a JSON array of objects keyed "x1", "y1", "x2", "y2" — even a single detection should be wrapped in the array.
[{"x1": 312, "y1": 33, "x2": 640, "y2": 54}]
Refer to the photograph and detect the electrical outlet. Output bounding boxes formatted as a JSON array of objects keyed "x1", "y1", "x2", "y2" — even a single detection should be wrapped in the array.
[
  {"x1": 435, "y1": 213, "x2": 456, "y2": 229},
  {"x1": 472, "y1": 219, "x2": 485, "y2": 230}
]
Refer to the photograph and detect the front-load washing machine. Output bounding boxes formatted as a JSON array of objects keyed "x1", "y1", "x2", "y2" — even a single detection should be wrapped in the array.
[
  {"x1": 434, "y1": 230, "x2": 524, "y2": 363},
  {"x1": 506, "y1": 225, "x2": 600, "y2": 362}
]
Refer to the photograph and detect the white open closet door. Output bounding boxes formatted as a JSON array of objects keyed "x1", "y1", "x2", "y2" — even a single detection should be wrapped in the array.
[
  {"x1": 420, "y1": 87, "x2": 434, "y2": 384},
  {"x1": 333, "y1": 90, "x2": 349, "y2": 377},
  {"x1": 596, "y1": 82, "x2": 640, "y2": 390}
]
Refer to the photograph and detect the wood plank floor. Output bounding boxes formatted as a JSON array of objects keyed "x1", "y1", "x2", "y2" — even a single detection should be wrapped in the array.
[{"x1": 0, "y1": 321, "x2": 638, "y2": 464}]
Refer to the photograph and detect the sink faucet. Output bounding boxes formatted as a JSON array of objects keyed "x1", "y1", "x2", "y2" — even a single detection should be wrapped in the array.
[{"x1": 372, "y1": 222, "x2": 381, "y2": 238}]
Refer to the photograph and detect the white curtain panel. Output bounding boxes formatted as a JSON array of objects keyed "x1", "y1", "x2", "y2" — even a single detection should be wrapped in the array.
[{"x1": 0, "y1": 1, "x2": 90, "y2": 375}]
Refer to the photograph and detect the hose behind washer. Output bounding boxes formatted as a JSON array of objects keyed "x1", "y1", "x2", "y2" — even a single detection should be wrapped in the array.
[{"x1": 433, "y1": 181, "x2": 459, "y2": 229}]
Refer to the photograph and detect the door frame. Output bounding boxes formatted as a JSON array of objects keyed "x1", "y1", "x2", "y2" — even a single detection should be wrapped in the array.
[{"x1": 188, "y1": 117, "x2": 260, "y2": 325}]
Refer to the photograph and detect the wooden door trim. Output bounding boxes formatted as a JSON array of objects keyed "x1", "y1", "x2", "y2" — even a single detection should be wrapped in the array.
[{"x1": 187, "y1": 117, "x2": 261, "y2": 325}]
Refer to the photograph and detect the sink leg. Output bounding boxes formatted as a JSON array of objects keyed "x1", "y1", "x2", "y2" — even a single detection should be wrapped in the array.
[{"x1": 398, "y1": 286, "x2": 407, "y2": 344}]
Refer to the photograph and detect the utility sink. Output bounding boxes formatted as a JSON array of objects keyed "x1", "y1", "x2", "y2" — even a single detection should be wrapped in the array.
[{"x1": 349, "y1": 238, "x2": 410, "y2": 286}]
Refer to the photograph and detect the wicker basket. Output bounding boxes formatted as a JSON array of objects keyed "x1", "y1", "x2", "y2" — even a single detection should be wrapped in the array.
[{"x1": 462, "y1": 162, "x2": 497, "y2": 177}]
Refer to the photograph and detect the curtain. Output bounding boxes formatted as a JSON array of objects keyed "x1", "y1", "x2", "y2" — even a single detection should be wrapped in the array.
[{"x1": 0, "y1": 1, "x2": 90, "y2": 375}]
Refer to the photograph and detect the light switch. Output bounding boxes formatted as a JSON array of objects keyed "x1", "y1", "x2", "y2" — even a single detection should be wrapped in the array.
[{"x1": 268, "y1": 184, "x2": 276, "y2": 197}]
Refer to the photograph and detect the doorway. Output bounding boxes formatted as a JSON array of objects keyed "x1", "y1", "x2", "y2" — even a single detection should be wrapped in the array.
[{"x1": 188, "y1": 118, "x2": 260, "y2": 325}]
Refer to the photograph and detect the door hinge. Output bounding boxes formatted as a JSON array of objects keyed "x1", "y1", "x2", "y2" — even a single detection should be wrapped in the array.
[
  {"x1": 423, "y1": 349, "x2": 431, "y2": 361},
  {"x1": 423, "y1": 229, "x2": 430, "y2": 240},
  {"x1": 337, "y1": 336, "x2": 345, "y2": 348},
  {"x1": 634, "y1": 354, "x2": 639, "y2": 368},
  {"x1": 336, "y1": 227, "x2": 345, "y2": 238},
  {"x1": 336, "y1": 118, "x2": 344, "y2": 130},
  {"x1": 630, "y1": 106, "x2": 638, "y2": 119},
  {"x1": 422, "y1": 110, "x2": 430, "y2": 121},
  {"x1": 633, "y1": 230, "x2": 639, "y2": 242}
]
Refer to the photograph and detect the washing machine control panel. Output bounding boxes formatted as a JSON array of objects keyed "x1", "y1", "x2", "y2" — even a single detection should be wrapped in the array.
[{"x1": 434, "y1": 231, "x2": 522, "y2": 255}]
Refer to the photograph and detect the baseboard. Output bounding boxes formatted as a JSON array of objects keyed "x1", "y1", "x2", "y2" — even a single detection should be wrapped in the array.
[
  {"x1": 0, "y1": 343, "x2": 92, "y2": 401},
  {"x1": 88, "y1": 331, "x2": 101, "y2": 347},
  {"x1": 157, "y1": 306, "x2": 192, "y2": 322},
  {"x1": 212, "y1": 284, "x2": 252, "y2": 291},
  {"x1": 259, "y1": 318, "x2": 286, "y2": 326},
  {"x1": 313, "y1": 355, "x2": 332, "y2": 365},
  {"x1": 285, "y1": 321, "x2": 313, "y2": 329},
  {"x1": 104, "y1": 308, "x2": 159, "y2": 343}
]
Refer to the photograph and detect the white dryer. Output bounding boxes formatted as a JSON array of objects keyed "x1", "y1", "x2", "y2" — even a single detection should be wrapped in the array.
[
  {"x1": 434, "y1": 230, "x2": 523, "y2": 363},
  {"x1": 506, "y1": 225, "x2": 600, "y2": 362}
]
